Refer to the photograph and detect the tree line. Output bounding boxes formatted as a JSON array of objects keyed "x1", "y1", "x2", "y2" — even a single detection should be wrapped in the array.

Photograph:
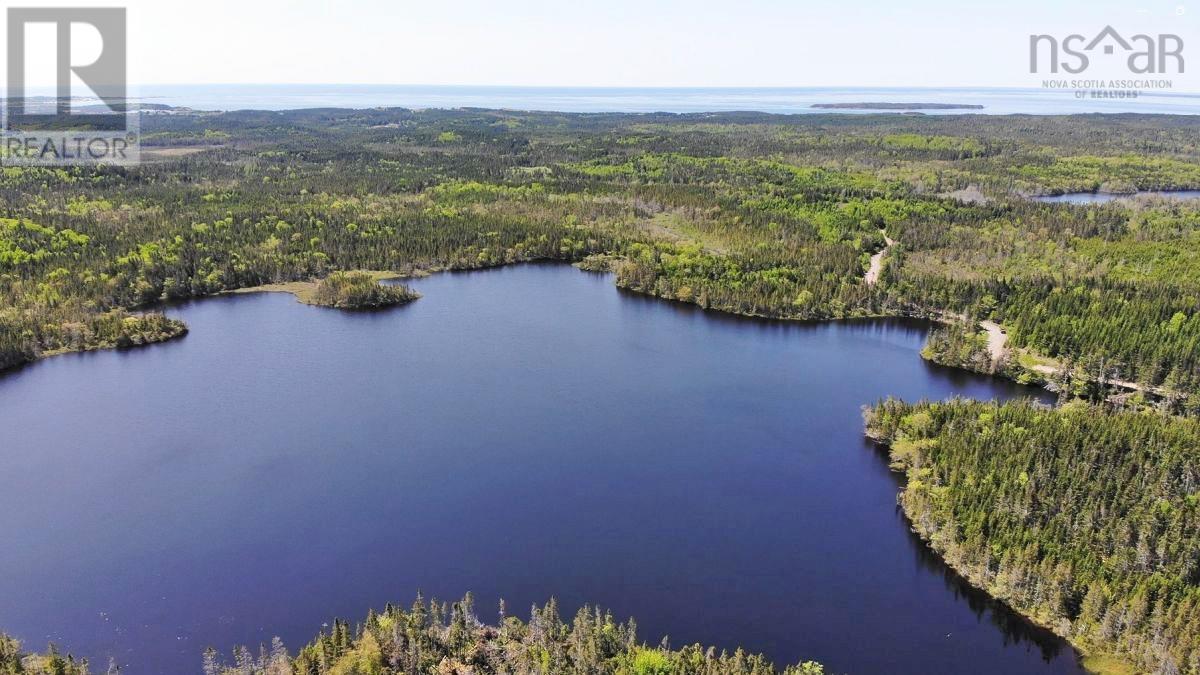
[
  {"x1": 5, "y1": 107, "x2": 1200, "y2": 406},
  {"x1": 198, "y1": 594, "x2": 824, "y2": 675},
  {"x1": 865, "y1": 398, "x2": 1200, "y2": 673}
]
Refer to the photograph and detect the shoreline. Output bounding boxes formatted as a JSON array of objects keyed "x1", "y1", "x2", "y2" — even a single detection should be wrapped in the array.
[
  {"x1": 0, "y1": 260, "x2": 1127, "y2": 673},
  {"x1": 228, "y1": 269, "x2": 413, "y2": 304},
  {"x1": 0, "y1": 258, "x2": 970, "y2": 381},
  {"x1": 0, "y1": 314, "x2": 188, "y2": 378},
  {"x1": 868, "y1": 433, "x2": 1135, "y2": 675},
  {"x1": 2, "y1": 259, "x2": 1129, "y2": 410}
]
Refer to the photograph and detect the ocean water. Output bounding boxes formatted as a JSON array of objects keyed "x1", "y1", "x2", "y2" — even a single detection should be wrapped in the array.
[{"x1": 119, "y1": 84, "x2": 1200, "y2": 114}]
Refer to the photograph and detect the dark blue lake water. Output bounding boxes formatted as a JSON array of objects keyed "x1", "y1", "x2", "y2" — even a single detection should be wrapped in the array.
[{"x1": 0, "y1": 264, "x2": 1081, "y2": 674}]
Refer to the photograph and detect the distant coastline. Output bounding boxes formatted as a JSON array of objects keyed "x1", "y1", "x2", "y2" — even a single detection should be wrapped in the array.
[
  {"x1": 811, "y1": 102, "x2": 985, "y2": 110},
  {"x1": 56, "y1": 85, "x2": 1200, "y2": 115}
]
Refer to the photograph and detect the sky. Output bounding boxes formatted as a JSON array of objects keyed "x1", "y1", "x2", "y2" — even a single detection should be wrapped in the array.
[{"x1": 2, "y1": 0, "x2": 1197, "y2": 89}]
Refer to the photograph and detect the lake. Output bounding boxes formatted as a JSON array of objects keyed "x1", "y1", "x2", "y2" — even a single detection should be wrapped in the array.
[
  {"x1": 0, "y1": 264, "x2": 1082, "y2": 674},
  {"x1": 1034, "y1": 190, "x2": 1200, "y2": 204}
]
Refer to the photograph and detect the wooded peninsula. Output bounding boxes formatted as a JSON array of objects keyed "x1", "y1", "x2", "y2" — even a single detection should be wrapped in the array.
[{"x1": 866, "y1": 399, "x2": 1200, "y2": 674}]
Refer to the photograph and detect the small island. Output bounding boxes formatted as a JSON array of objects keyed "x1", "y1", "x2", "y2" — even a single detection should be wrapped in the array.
[
  {"x1": 234, "y1": 271, "x2": 420, "y2": 309},
  {"x1": 812, "y1": 102, "x2": 984, "y2": 110},
  {"x1": 308, "y1": 271, "x2": 420, "y2": 309}
]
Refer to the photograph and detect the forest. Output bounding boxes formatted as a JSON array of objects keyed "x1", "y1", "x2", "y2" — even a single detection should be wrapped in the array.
[
  {"x1": 0, "y1": 597, "x2": 826, "y2": 675},
  {"x1": 3, "y1": 107, "x2": 1200, "y2": 673},
  {"x1": 3, "y1": 109, "x2": 1200, "y2": 402},
  {"x1": 864, "y1": 398, "x2": 1200, "y2": 674}
]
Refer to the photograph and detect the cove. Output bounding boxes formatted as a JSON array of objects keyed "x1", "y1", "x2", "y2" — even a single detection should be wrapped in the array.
[{"x1": 0, "y1": 264, "x2": 1082, "y2": 674}]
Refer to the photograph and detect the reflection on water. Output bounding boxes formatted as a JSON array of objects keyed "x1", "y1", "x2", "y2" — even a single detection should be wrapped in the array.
[{"x1": 864, "y1": 439, "x2": 1069, "y2": 663}]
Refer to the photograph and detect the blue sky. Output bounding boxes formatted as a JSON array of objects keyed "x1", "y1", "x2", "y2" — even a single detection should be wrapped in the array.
[{"x1": 6, "y1": 0, "x2": 1197, "y2": 88}]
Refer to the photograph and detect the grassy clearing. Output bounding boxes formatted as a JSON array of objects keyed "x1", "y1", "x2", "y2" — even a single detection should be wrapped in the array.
[{"x1": 1081, "y1": 653, "x2": 1139, "y2": 675}]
